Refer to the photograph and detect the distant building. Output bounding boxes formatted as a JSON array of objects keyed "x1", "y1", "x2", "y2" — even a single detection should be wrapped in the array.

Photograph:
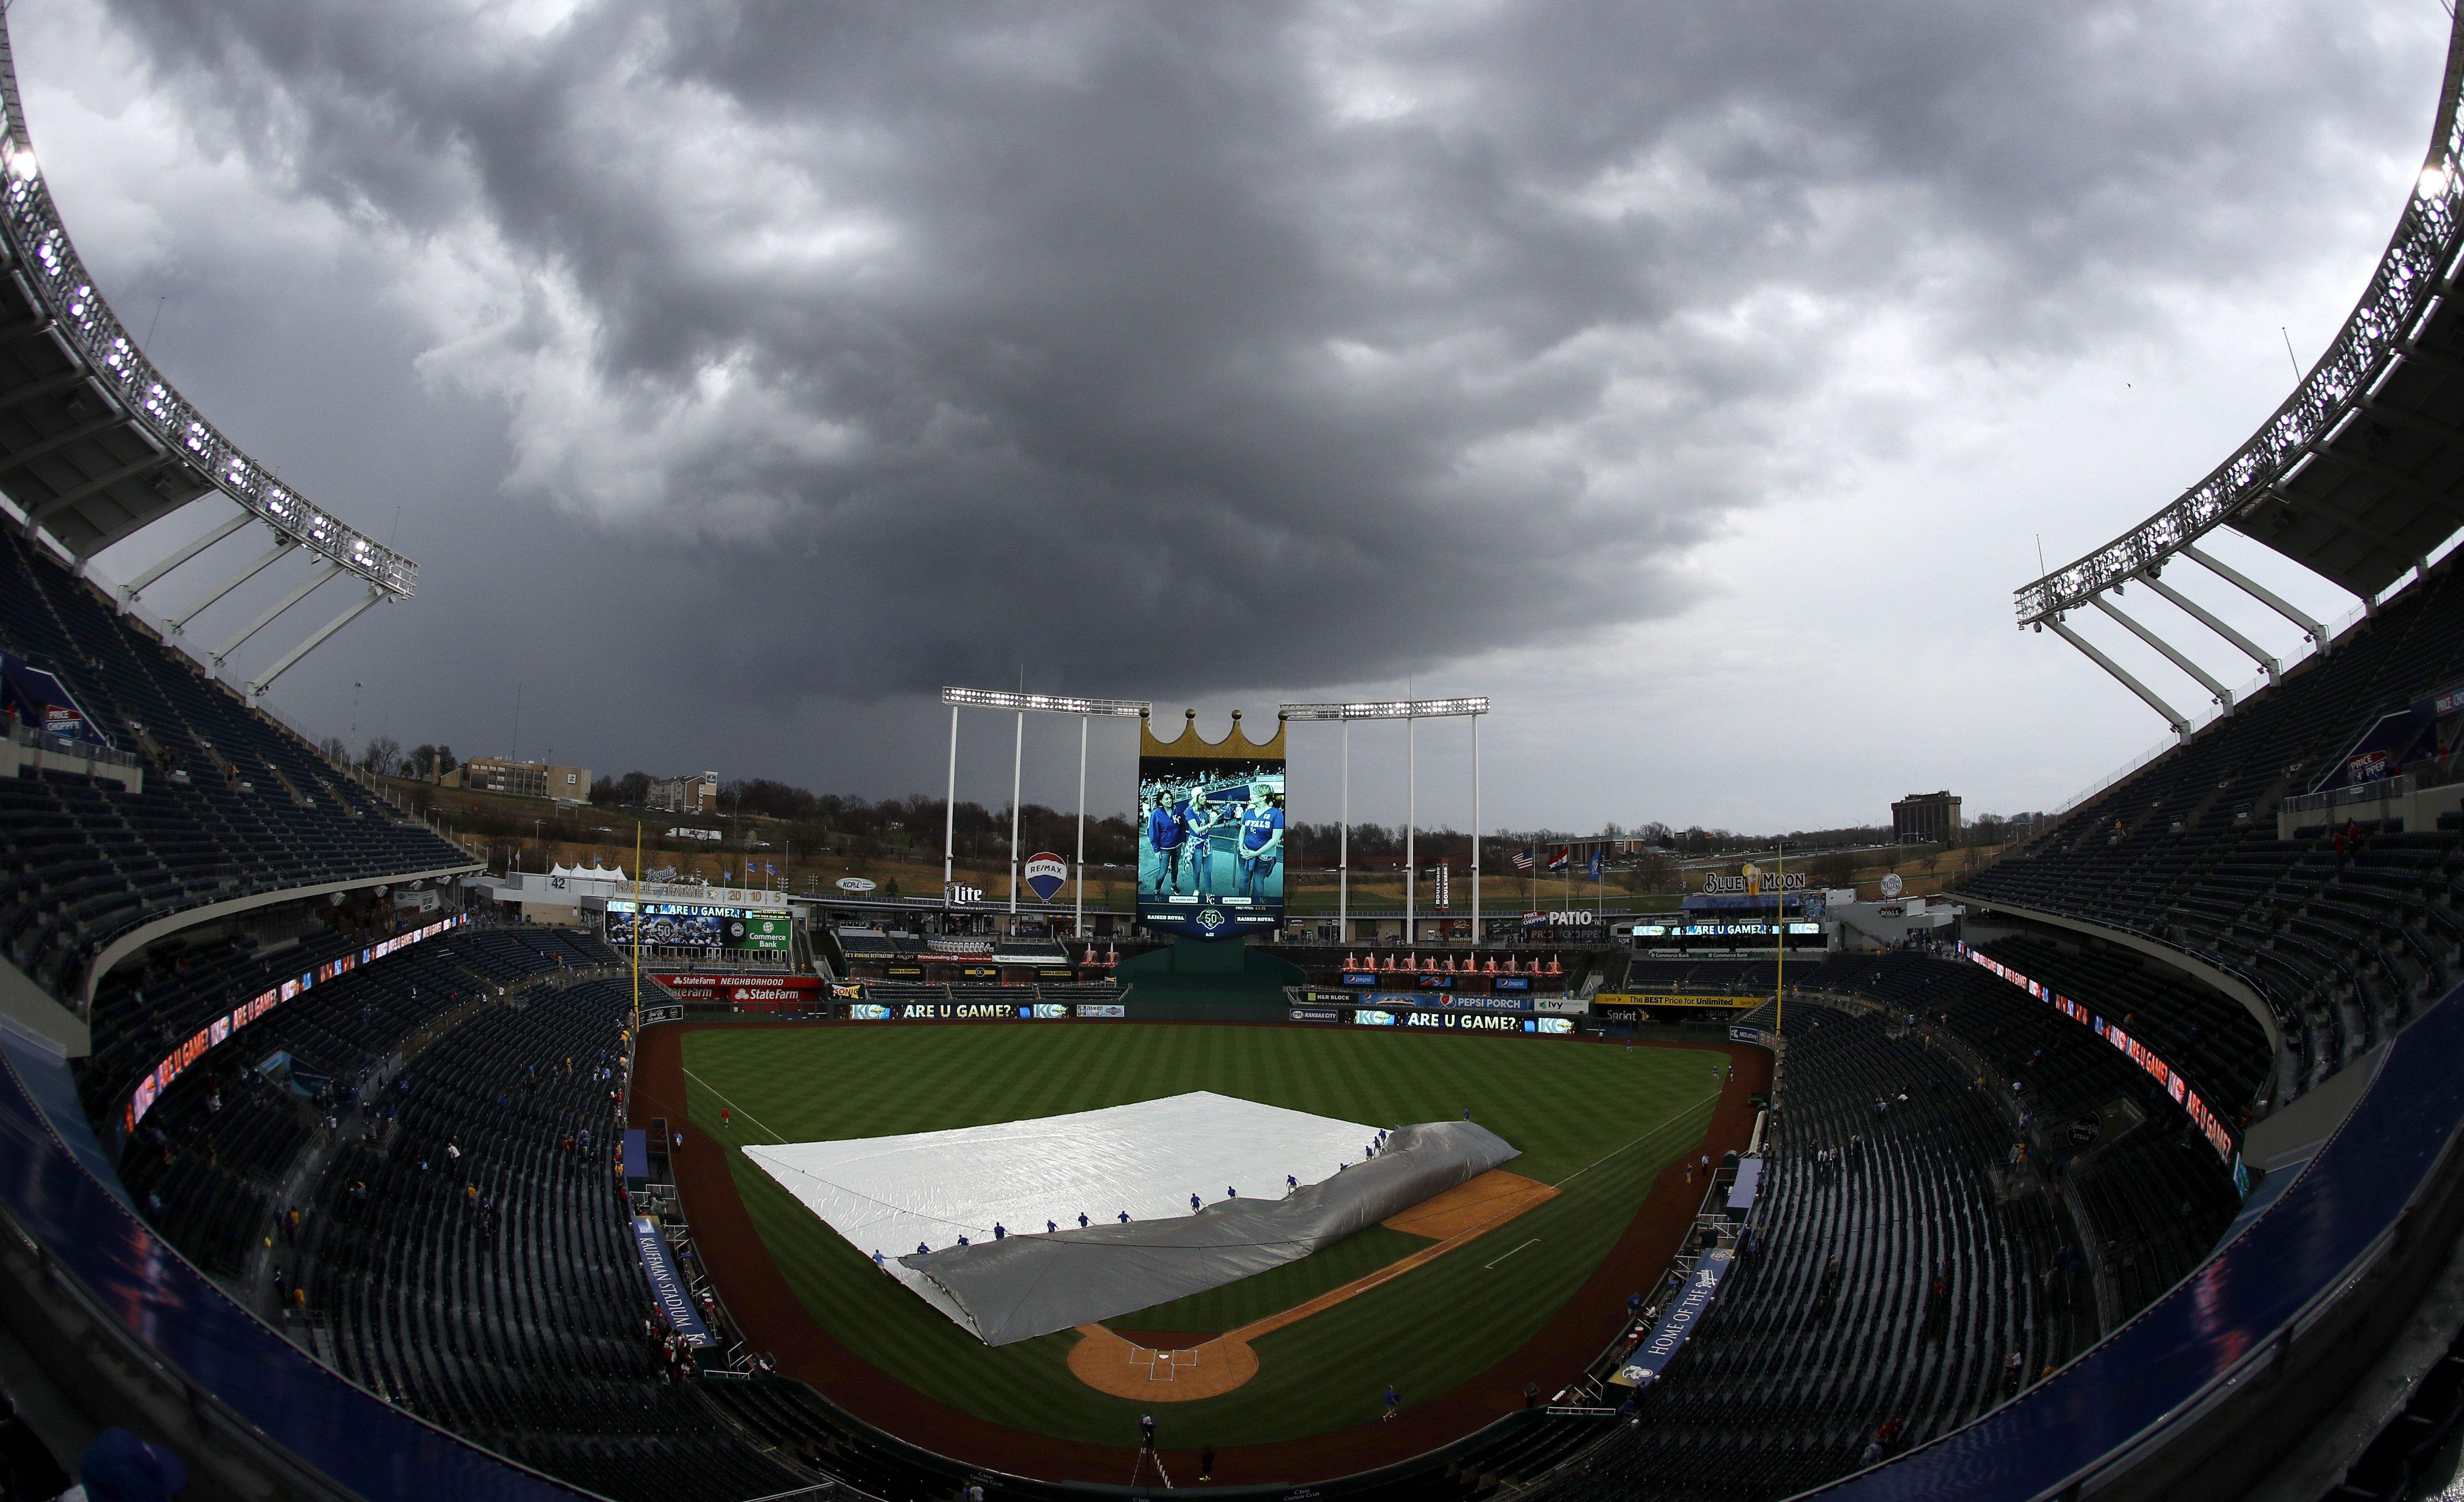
[
  {"x1": 1892, "y1": 791, "x2": 1962, "y2": 844},
  {"x1": 460, "y1": 757, "x2": 592, "y2": 802},
  {"x1": 648, "y1": 771, "x2": 720, "y2": 814}
]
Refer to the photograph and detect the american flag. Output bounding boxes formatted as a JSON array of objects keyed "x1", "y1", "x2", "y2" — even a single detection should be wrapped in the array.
[
  {"x1": 1548, "y1": 845, "x2": 1571, "y2": 873},
  {"x1": 1513, "y1": 844, "x2": 1536, "y2": 872}
]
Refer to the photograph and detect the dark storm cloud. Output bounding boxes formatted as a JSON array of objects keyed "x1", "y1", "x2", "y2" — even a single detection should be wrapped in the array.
[{"x1": 91, "y1": 0, "x2": 2426, "y2": 703}]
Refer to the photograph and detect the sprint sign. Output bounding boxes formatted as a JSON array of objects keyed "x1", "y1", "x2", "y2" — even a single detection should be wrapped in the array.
[{"x1": 1024, "y1": 853, "x2": 1068, "y2": 902}]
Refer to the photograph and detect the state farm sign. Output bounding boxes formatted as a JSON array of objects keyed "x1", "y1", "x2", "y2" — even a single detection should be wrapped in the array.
[{"x1": 651, "y1": 974, "x2": 823, "y2": 1010}]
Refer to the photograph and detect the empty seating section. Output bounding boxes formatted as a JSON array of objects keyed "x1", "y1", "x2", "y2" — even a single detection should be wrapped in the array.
[
  {"x1": 0, "y1": 527, "x2": 465, "y2": 995},
  {"x1": 1538, "y1": 1005, "x2": 2066, "y2": 1502},
  {"x1": 1537, "y1": 953, "x2": 2242, "y2": 1502},
  {"x1": 108, "y1": 927, "x2": 622, "y2": 1269},
  {"x1": 104, "y1": 924, "x2": 800, "y2": 1502},
  {"x1": 1970, "y1": 937, "x2": 2271, "y2": 1115},
  {"x1": 1961, "y1": 558, "x2": 2464, "y2": 1095},
  {"x1": 1783, "y1": 953, "x2": 2245, "y2": 1311},
  {"x1": 301, "y1": 978, "x2": 802, "y2": 1502}
]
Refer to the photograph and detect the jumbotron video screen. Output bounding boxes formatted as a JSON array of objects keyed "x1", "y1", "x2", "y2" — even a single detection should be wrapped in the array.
[
  {"x1": 1137, "y1": 754, "x2": 1284, "y2": 936},
  {"x1": 603, "y1": 900, "x2": 791, "y2": 952}
]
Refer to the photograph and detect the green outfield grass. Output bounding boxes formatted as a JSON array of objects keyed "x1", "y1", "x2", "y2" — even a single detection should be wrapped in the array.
[{"x1": 684, "y1": 1024, "x2": 1720, "y2": 1448}]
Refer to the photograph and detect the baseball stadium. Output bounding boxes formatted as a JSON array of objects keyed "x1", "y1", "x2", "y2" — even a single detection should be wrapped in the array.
[{"x1": 6, "y1": 8, "x2": 2464, "y2": 1502}]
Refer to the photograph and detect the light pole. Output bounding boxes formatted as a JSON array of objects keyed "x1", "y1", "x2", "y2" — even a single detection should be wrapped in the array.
[
  {"x1": 940, "y1": 687, "x2": 1149, "y2": 932},
  {"x1": 1280, "y1": 698, "x2": 1489, "y2": 948},
  {"x1": 943, "y1": 704, "x2": 958, "y2": 907},
  {"x1": 1075, "y1": 714, "x2": 1089, "y2": 939},
  {"x1": 1471, "y1": 710, "x2": 1480, "y2": 946},
  {"x1": 1009, "y1": 707, "x2": 1024, "y2": 919}
]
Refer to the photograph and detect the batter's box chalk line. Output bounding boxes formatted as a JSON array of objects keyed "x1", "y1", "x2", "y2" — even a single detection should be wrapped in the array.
[{"x1": 1130, "y1": 1346, "x2": 1199, "y2": 1381}]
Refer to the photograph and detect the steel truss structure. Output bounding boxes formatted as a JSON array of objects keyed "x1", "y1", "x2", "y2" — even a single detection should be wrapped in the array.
[
  {"x1": 0, "y1": 15, "x2": 413, "y2": 696},
  {"x1": 2019, "y1": 14, "x2": 2464, "y2": 734}
]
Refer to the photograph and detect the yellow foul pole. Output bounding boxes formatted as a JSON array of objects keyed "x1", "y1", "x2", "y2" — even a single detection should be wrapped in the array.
[
  {"x1": 1774, "y1": 842, "x2": 1785, "y2": 1041},
  {"x1": 632, "y1": 822, "x2": 642, "y2": 1040}
]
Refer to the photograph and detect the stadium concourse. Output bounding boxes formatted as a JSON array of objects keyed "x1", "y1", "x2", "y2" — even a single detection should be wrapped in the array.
[{"x1": 9, "y1": 4, "x2": 2464, "y2": 1502}]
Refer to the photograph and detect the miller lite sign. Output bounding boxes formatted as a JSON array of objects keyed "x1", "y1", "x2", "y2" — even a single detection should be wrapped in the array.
[{"x1": 1024, "y1": 853, "x2": 1068, "y2": 903}]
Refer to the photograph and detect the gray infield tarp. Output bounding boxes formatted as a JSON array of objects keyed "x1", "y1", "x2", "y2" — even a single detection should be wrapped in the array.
[{"x1": 897, "y1": 1120, "x2": 1519, "y2": 1346}]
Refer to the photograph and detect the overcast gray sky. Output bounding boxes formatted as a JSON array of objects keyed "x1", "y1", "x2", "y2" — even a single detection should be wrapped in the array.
[{"x1": 20, "y1": 0, "x2": 2455, "y2": 833}]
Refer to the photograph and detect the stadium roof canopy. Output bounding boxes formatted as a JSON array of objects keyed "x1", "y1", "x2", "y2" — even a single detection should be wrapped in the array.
[
  {"x1": 0, "y1": 18, "x2": 412, "y2": 696},
  {"x1": 2019, "y1": 16, "x2": 2464, "y2": 734}
]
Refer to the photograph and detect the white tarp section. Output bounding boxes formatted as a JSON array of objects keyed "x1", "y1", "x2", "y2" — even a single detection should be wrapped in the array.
[{"x1": 745, "y1": 1091, "x2": 1390, "y2": 1334}]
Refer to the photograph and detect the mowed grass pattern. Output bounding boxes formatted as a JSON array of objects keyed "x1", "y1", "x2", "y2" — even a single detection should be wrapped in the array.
[
  {"x1": 1118, "y1": 1223, "x2": 1432, "y2": 1334},
  {"x1": 686, "y1": 1024, "x2": 1717, "y2": 1447}
]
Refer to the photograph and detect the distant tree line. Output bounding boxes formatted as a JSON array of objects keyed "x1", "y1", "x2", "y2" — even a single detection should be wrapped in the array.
[
  {"x1": 586, "y1": 772, "x2": 1140, "y2": 867},
  {"x1": 317, "y1": 735, "x2": 459, "y2": 782}
]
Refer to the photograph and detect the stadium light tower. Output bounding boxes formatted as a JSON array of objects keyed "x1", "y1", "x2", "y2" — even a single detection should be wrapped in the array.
[
  {"x1": 940, "y1": 688, "x2": 1149, "y2": 935},
  {"x1": 0, "y1": 14, "x2": 416, "y2": 695},
  {"x1": 1280, "y1": 699, "x2": 1488, "y2": 947}
]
